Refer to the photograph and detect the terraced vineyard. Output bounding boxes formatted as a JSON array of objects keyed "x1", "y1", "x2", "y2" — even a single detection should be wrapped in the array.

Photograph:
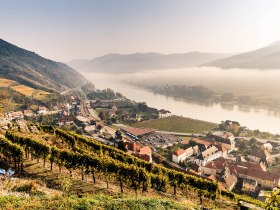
[{"x1": 0, "y1": 126, "x2": 268, "y2": 209}]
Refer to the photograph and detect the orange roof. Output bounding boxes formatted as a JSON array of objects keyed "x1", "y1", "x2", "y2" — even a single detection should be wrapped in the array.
[
  {"x1": 122, "y1": 126, "x2": 155, "y2": 137},
  {"x1": 139, "y1": 146, "x2": 152, "y2": 155},
  {"x1": 174, "y1": 149, "x2": 186, "y2": 156},
  {"x1": 208, "y1": 174, "x2": 216, "y2": 181}
]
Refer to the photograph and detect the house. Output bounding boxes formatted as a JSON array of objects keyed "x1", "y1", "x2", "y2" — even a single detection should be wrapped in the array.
[
  {"x1": 138, "y1": 146, "x2": 153, "y2": 162},
  {"x1": 242, "y1": 178, "x2": 258, "y2": 192},
  {"x1": 126, "y1": 142, "x2": 152, "y2": 162},
  {"x1": 158, "y1": 109, "x2": 172, "y2": 118},
  {"x1": 202, "y1": 157, "x2": 279, "y2": 189},
  {"x1": 192, "y1": 138, "x2": 212, "y2": 148},
  {"x1": 0, "y1": 118, "x2": 10, "y2": 127},
  {"x1": 218, "y1": 167, "x2": 237, "y2": 191},
  {"x1": 213, "y1": 142, "x2": 228, "y2": 157},
  {"x1": 7, "y1": 111, "x2": 24, "y2": 119},
  {"x1": 121, "y1": 126, "x2": 156, "y2": 140},
  {"x1": 172, "y1": 148, "x2": 194, "y2": 163},
  {"x1": 247, "y1": 150, "x2": 274, "y2": 166},
  {"x1": 211, "y1": 131, "x2": 235, "y2": 151},
  {"x1": 126, "y1": 142, "x2": 141, "y2": 152},
  {"x1": 188, "y1": 163, "x2": 202, "y2": 175},
  {"x1": 260, "y1": 143, "x2": 273, "y2": 153},
  {"x1": 202, "y1": 157, "x2": 229, "y2": 176},
  {"x1": 191, "y1": 145, "x2": 222, "y2": 166},
  {"x1": 267, "y1": 141, "x2": 280, "y2": 148},
  {"x1": 23, "y1": 110, "x2": 34, "y2": 117},
  {"x1": 244, "y1": 168, "x2": 280, "y2": 189},
  {"x1": 38, "y1": 106, "x2": 49, "y2": 115},
  {"x1": 58, "y1": 115, "x2": 75, "y2": 126}
]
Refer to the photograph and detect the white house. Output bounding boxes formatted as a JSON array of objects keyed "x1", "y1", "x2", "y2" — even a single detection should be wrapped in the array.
[
  {"x1": 172, "y1": 148, "x2": 192, "y2": 163},
  {"x1": 260, "y1": 143, "x2": 273, "y2": 153},
  {"x1": 191, "y1": 145, "x2": 223, "y2": 166},
  {"x1": 38, "y1": 106, "x2": 49, "y2": 115},
  {"x1": 158, "y1": 109, "x2": 172, "y2": 118}
]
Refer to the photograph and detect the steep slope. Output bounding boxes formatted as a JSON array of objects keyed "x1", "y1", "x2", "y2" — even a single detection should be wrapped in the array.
[
  {"x1": 205, "y1": 41, "x2": 280, "y2": 69},
  {"x1": 0, "y1": 39, "x2": 88, "y2": 92},
  {"x1": 68, "y1": 52, "x2": 230, "y2": 73}
]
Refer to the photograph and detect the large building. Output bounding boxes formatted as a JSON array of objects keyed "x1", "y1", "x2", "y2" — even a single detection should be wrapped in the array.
[
  {"x1": 172, "y1": 147, "x2": 194, "y2": 163},
  {"x1": 190, "y1": 145, "x2": 222, "y2": 166},
  {"x1": 121, "y1": 126, "x2": 156, "y2": 140}
]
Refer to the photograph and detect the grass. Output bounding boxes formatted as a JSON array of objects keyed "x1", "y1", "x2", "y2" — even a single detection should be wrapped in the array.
[
  {"x1": 0, "y1": 78, "x2": 16, "y2": 87},
  {"x1": 11, "y1": 85, "x2": 50, "y2": 100},
  {"x1": 0, "y1": 194, "x2": 194, "y2": 210},
  {"x1": 132, "y1": 116, "x2": 217, "y2": 133},
  {"x1": 0, "y1": 77, "x2": 50, "y2": 101},
  {"x1": 11, "y1": 85, "x2": 34, "y2": 97}
]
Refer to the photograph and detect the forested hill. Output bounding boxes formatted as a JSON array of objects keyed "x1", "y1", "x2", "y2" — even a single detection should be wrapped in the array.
[{"x1": 0, "y1": 39, "x2": 89, "y2": 92}]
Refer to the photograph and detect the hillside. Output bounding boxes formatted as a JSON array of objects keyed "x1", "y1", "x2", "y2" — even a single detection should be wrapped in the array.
[
  {"x1": 0, "y1": 127, "x2": 265, "y2": 209},
  {"x1": 205, "y1": 41, "x2": 280, "y2": 69},
  {"x1": 0, "y1": 77, "x2": 65, "y2": 113},
  {"x1": 132, "y1": 116, "x2": 217, "y2": 133},
  {"x1": 68, "y1": 52, "x2": 230, "y2": 73},
  {"x1": 0, "y1": 39, "x2": 89, "y2": 92}
]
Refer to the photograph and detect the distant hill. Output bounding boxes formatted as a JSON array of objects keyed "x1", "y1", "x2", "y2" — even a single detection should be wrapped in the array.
[
  {"x1": 68, "y1": 52, "x2": 230, "y2": 73},
  {"x1": 0, "y1": 39, "x2": 89, "y2": 92},
  {"x1": 205, "y1": 41, "x2": 280, "y2": 69}
]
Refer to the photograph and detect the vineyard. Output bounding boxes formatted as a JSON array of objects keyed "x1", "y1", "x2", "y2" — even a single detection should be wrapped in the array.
[
  {"x1": 0, "y1": 125, "x2": 266, "y2": 209},
  {"x1": 132, "y1": 116, "x2": 217, "y2": 133}
]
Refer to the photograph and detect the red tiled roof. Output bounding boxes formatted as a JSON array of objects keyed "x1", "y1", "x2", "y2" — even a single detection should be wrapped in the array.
[
  {"x1": 247, "y1": 168, "x2": 279, "y2": 182},
  {"x1": 174, "y1": 149, "x2": 186, "y2": 156},
  {"x1": 239, "y1": 161, "x2": 265, "y2": 171},
  {"x1": 219, "y1": 173, "x2": 237, "y2": 190},
  {"x1": 192, "y1": 138, "x2": 212, "y2": 147},
  {"x1": 139, "y1": 146, "x2": 152, "y2": 155}
]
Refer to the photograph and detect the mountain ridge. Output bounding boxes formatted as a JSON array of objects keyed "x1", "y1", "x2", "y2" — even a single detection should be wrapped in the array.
[
  {"x1": 68, "y1": 52, "x2": 231, "y2": 73},
  {"x1": 205, "y1": 41, "x2": 280, "y2": 69},
  {"x1": 0, "y1": 39, "x2": 89, "y2": 92}
]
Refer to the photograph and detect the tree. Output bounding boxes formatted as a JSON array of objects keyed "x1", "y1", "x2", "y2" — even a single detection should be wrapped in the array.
[
  {"x1": 96, "y1": 124, "x2": 103, "y2": 131},
  {"x1": 249, "y1": 138, "x2": 257, "y2": 146},
  {"x1": 117, "y1": 141, "x2": 127, "y2": 152},
  {"x1": 98, "y1": 111, "x2": 106, "y2": 120},
  {"x1": 221, "y1": 92, "x2": 234, "y2": 101},
  {"x1": 266, "y1": 188, "x2": 280, "y2": 209},
  {"x1": 238, "y1": 95, "x2": 251, "y2": 104},
  {"x1": 115, "y1": 130, "x2": 122, "y2": 140},
  {"x1": 239, "y1": 141, "x2": 247, "y2": 151}
]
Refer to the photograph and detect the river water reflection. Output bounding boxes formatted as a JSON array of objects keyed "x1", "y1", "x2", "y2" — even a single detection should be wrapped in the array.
[{"x1": 85, "y1": 73, "x2": 280, "y2": 134}]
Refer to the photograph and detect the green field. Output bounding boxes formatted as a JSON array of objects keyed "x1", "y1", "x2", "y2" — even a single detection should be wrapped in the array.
[{"x1": 132, "y1": 116, "x2": 217, "y2": 133}]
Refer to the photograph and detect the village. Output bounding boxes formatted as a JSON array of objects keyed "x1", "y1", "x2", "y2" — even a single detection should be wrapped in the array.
[{"x1": 1, "y1": 95, "x2": 280, "y2": 204}]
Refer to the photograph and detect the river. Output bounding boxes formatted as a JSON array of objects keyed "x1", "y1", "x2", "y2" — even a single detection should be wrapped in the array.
[{"x1": 84, "y1": 72, "x2": 280, "y2": 134}]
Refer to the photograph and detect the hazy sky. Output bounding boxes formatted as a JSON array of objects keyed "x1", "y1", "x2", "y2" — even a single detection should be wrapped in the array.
[{"x1": 1, "y1": 0, "x2": 280, "y2": 62}]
